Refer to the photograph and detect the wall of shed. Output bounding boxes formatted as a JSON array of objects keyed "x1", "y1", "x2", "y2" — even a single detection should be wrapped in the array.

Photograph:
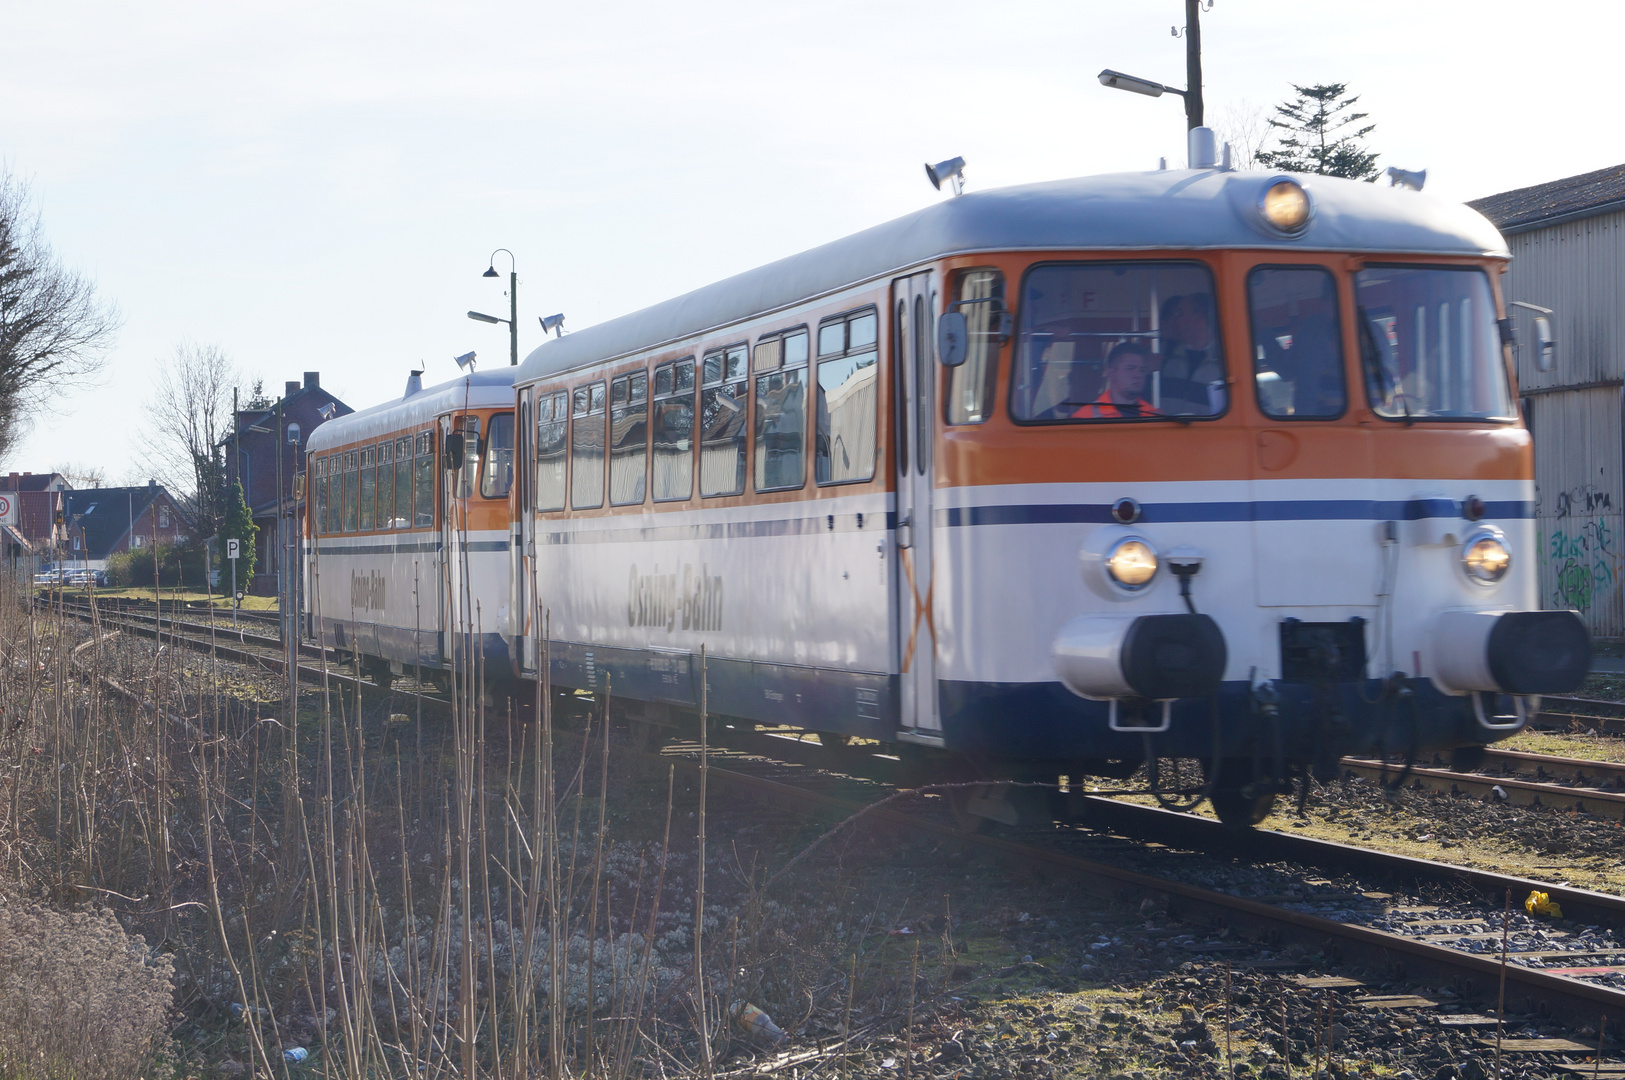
[{"x1": 1503, "y1": 208, "x2": 1625, "y2": 635}]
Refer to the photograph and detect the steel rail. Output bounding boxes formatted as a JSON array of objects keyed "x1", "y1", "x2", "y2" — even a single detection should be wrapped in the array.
[{"x1": 1340, "y1": 759, "x2": 1625, "y2": 820}]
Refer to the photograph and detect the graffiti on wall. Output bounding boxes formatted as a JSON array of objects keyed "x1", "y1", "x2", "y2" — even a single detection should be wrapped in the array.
[{"x1": 1542, "y1": 483, "x2": 1619, "y2": 613}]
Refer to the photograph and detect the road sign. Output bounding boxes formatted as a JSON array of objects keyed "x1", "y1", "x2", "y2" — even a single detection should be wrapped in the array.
[
  {"x1": 0, "y1": 494, "x2": 14, "y2": 528},
  {"x1": 227, "y1": 539, "x2": 240, "y2": 560}
]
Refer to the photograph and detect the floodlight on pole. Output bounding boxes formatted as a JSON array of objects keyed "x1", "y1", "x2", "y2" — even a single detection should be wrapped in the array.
[
  {"x1": 468, "y1": 310, "x2": 504, "y2": 324},
  {"x1": 1098, "y1": 68, "x2": 1182, "y2": 99},
  {"x1": 539, "y1": 314, "x2": 566, "y2": 338}
]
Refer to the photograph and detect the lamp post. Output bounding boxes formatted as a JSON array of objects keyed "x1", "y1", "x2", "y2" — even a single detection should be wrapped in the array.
[
  {"x1": 1098, "y1": 0, "x2": 1208, "y2": 130},
  {"x1": 470, "y1": 248, "x2": 519, "y2": 366}
]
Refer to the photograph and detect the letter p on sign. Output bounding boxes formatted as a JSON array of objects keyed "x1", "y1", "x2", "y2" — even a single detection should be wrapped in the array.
[{"x1": 227, "y1": 539, "x2": 240, "y2": 560}]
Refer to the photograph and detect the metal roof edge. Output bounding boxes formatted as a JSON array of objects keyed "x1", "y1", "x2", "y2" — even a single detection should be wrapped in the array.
[{"x1": 1496, "y1": 198, "x2": 1625, "y2": 236}]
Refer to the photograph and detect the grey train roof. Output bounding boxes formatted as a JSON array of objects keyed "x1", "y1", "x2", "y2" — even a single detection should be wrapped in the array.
[
  {"x1": 518, "y1": 168, "x2": 1509, "y2": 382},
  {"x1": 307, "y1": 369, "x2": 516, "y2": 452}
]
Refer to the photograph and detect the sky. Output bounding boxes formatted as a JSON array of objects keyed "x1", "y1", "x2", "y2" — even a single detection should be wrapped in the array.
[{"x1": 2, "y1": 0, "x2": 1618, "y2": 487}]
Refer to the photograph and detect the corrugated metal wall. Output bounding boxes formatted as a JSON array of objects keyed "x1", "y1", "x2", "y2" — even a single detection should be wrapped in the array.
[{"x1": 1503, "y1": 209, "x2": 1625, "y2": 635}]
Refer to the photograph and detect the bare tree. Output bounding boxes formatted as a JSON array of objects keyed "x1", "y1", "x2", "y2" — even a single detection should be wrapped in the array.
[
  {"x1": 1213, "y1": 99, "x2": 1272, "y2": 171},
  {"x1": 50, "y1": 460, "x2": 106, "y2": 488},
  {"x1": 0, "y1": 169, "x2": 119, "y2": 461},
  {"x1": 142, "y1": 342, "x2": 238, "y2": 536}
]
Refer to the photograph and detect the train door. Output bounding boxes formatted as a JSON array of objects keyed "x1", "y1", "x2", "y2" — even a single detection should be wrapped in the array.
[
  {"x1": 515, "y1": 389, "x2": 536, "y2": 674},
  {"x1": 892, "y1": 272, "x2": 942, "y2": 736},
  {"x1": 439, "y1": 413, "x2": 457, "y2": 665}
]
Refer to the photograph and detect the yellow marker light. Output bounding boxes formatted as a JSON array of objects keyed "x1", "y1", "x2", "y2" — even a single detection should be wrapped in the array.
[
  {"x1": 1260, "y1": 179, "x2": 1312, "y2": 235},
  {"x1": 1462, "y1": 531, "x2": 1511, "y2": 584},
  {"x1": 1106, "y1": 538, "x2": 1159, "y2": 590}
]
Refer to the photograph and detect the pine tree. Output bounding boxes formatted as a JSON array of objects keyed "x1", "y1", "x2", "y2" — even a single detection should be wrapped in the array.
[
  {"x1": 1256, "y1": 83, "x2": 1380, "y2": 181},
  {"x1": 216, "y1": 480, "x2": 257, "y2": 593}
]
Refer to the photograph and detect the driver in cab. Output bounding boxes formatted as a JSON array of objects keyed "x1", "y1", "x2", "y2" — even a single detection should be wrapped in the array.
[{"x1": 1075, "y1": 342, "x2": 1159, "y2": 418}]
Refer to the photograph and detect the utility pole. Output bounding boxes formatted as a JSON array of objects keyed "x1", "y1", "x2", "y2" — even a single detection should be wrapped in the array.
[
  {"x1": 1184, "y1": 0, "x2": 1204, "y2": 130},
  {"x1": 508, "y1": 264, "x2": 518, "y2": 366}
]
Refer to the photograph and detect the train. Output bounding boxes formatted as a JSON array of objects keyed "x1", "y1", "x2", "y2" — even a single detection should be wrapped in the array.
[{"x1": 304, "y1": 129, "x2": 1591, "y2": 827}]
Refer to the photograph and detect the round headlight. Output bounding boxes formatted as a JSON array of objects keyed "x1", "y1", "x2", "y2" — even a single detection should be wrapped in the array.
[
  {"x1": 1259, "y1": 178, "x2": 1312, "y2": 235},
  {"x1": 1462, "y1": 530, "x2": 1511, "y2": 585},
  {"x1": 1106, "y1": 537, "x2": 1159, "y2": 590}
]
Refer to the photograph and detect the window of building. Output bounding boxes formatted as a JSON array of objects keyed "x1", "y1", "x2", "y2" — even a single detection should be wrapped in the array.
[
  {"x1": 1354, "y1": 266, "x2": 1514, "y2": 421},
  {"x1": 414, "y1": 431, "x2": 435, "y2": 528},
  {"x1": 1011, "y1": 262, "x2": 1225, "y2": 422},
  {"x1": 342, "y1": 449, "x2": 359, "y2": 531},
  {"x1": 480, "y1": 412, "x2": 515, "y2": 499},
  {"x1": 946, "y1": 270, "x2": 1006, "y2": 424},
  {"x1": 651, "y1": 359, "x2": 695, "y2": 502},
  {"x1": 609, "y1": 372, "x2": 648, "y2": 506},
  {"x1": 1248, "y1": 265, "x2": 1345, "y2": 419},
  {"x1": 753, "y1": 327, "x2": 808, "y2": 492},
  {"x1": 571, "y1": 382, "x2": 606, "y2": 509},
  {"x1": 393, "y1": 437, "x2": 412, "y2": 528},
  {"x1": 699, "y1": 344, "x2": 748, "y2": 497},
  {"x1": 815, "y1": 308, "x2": 879, "y2": 484},
  {"x1": 131, "y1": 534, "x2": 145, "y2": 549},
  {"x1": 158, "y1": 506, "x2": 171, "y2": 528},
  {"x1": 358, "y1": 446, "x2": 376, "y2": 530},
  {"x1": 376, "y1": 439, "x2": 394, "y2": 528},
  {"x1": 454, "y1": 415, "x2": 481, "y2": 498},
  {"x1": 535, "y1": 391, "x2": 568, "y2": 512}
]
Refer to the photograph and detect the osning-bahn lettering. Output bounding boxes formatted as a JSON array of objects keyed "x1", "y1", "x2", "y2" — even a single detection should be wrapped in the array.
[
  {"x1": 628, "y1": 562, "x2": 723, "y2": 632},
  {"x1": 350, "y1": 569, "x2": 386, "y2": 612}
]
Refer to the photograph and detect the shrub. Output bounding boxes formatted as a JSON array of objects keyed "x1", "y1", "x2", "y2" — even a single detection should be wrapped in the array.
[
  {"x1": 0, "y1": 902, "x2": 175, "y2": 1080},
  {"x1": 106, "y1": 541, "x2": 206, "y2": 588}
]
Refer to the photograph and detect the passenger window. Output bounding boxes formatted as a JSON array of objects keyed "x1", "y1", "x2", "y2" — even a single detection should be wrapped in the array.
[
  {"x1": 754, "y1": 327, "x2": 808, "y2": 491},
  {"x1": 481, "y1": 412, "x2": 515, "y2": 499},
  {"x1": 535, "y1": 392, "x2": 568, "y2": 511},
  {"x1": 699, "y1": 344, "x2": 748, "y2": 497},
  {"x1": 946, "y1": 270, "x2": 1006, "y2": 424},
  {"x1": 358, "y1": 447, "x2": 376, "y2": 530},
  {"x1": 652, "y1": 359, "x2": 695, "y2": 501},
  {"x1": 414, "y1": 431, "x2": 435, "y2": 528},
  {"x1": 609, "y1": 373, "x2": 648, "y2": 506},
  {"x1": 393, "y1": 437, "x2": 412, "y2": 527},
  {"x1": 342, "y1": 450, "x2": 359, "y2": 532},
  {"x1": 376, "y1": 440, "x2": 394, "y2": 528},
  {"x1": 815, "y1": 309, "x2": 879, "y2": 484},
  {"x1": 314, "y1": 456, "x2": 328, "y2": 536},
  {"x1": 454, "y1": 415, "x2": 481, "y2": 497},
  {"x1": 1248, "y1": 266, "x2": 1346, "y2": 419},
  {"x1": 571, "y1": 382, "x2": 606, "y2": 509},
  {"x1": 1011, "y1": 262, "x2": 1225, "y2": 422}
]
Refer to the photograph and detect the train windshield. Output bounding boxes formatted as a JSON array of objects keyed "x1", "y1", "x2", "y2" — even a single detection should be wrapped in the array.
[
  {"x1": 1011, "y1": 262, "x2": 1224, "y2": 422},
  {"x1": 1355, "y1": 266, "x2": 1515, "y2": 421}
]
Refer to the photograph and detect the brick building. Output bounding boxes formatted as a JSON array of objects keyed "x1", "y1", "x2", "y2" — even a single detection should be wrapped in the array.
[
  {"x1": 62, "y1": 482, "x2": 196, "y2": 567},
  {"x1": 0, "y1": 472, "x2": 71, "y2": 557}
]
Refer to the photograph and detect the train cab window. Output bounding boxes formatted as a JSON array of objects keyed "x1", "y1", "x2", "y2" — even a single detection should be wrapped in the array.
[
  {"x1": 946, "y1": 270, "x2": 1006, "y2": 424},
  {"x1": 535, "y1": 391, "x2": 568, "y2": 511},
  {"x1": 571, "y1": 382, "x2": 606, "y2": 509},
  {"x1": 1011, "y1": 262, "x2": 1225, "y2": 422},
  {"x1": 358, "y1": 447, "x2": 376, "y2": 530},
  {"x1": 376, "y1": 440, "x2": 393, "y2": 529},
  {"x1": 454, "y1": 415, "x2": 481, "y2": 498},
  {"x1": 1248, "y1": 266, "x2": 1346, "y2": 419},
  {"x1": 314, "y1": 456, "x2": 329, "y2": 535},
  {"x1": 1353, "y1": 266, "x2": 1514, "y2": 421},
  {"x1": 815, "y1": 308, "x2": 879, "y2": 484},
  {"x1": 652, "y1": 359, "x2": 695, "y2": 501},
  {"x1": 393, "y1": 436, "x2": 412, "y2": 527},
  {"x1": 753, "y1": 328, "x2": 808, "y2": 492},
  {"x1": 609, "y1": 373, "x2": 648, "y2": 506},
  {"x1": 413, "y1": 430, "x2": 435, "y2": 528},
  {"x1": 481, "y1": 412, "x2": 515, "y2": 499},
  {"x1": 342, "y1": 450, "x2": 359, "y2": 532},
  {"x1": 700, "y1": 345, "x2": 748, "y2": 497}
]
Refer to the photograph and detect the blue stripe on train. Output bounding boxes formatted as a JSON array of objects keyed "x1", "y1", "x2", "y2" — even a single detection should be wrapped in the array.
[{"x1": 940, "y1": 498, "x2": 1532, "y2": 528}]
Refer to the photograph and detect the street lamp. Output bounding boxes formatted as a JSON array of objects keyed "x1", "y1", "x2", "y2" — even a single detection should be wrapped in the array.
[
  {"x1": 469, "y1": 248, "x2": 519, "y2": 366},
  {"x1": 1099, "y1": 0, "x2": 1209, "y2": 131}
]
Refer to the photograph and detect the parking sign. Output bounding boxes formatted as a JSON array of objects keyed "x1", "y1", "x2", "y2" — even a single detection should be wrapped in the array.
[{"x1": 227, "y1": 539, "x2": 240, "y2": 559}]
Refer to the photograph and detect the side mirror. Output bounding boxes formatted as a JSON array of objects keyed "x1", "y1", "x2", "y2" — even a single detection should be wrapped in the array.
[
  {"x1": 937, "y1": 310, "x2": 968, "y2": 368},
  {"x1": 1534, "y1": 315, "x2": 1556, "y2": 373},
  {"x1": 444, "y1": 431, "x2": 466, "y2": 470}
]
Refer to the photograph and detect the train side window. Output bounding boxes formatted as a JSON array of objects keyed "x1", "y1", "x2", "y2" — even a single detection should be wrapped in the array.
[
  {"x1": 342, "y1": 450, "x2": 359, "y2": 532},
  {"x1": 536, "y1": 391, "x2": 568, "y2": 511},
  {"x1": 700, "y1": 344, "x2": 748, "y2": 497},
  {"x1": 393, "y1": 436, "x2": 412, "y2": 527},
  {"x1": 946, "y1": 270, "x2": 1006, "y2": 424},
  {"x1": 314, "y1": 456, "x2": 329, "y2": 536},
  {"x1": 754, "y1": 327, "x2": 808, "y2": 491},
  {"x1": 815, "y1": 308, "x2": 879, "y2": 484},
  {"x1": 454, "y1": 415, "x2": 481, "y2": 497},
  {"x1": 481, "y1": 412, "x2": 515, "y2": 499},
  {"x1": 358, "y1": 447, "x2": 376, "y2": 530},
  {"x1": 652, "y1": 358, "x2": 695, "y2": 501},
  {"x1": 1011, "y1": 261, "x2": 1225, "y2": 422},
  {"x1": 609, "y1": 372, "x2": 648, "y2": 506},
  {"x1": 414, "y1": 430, "x2": 435, "y2": 528},
  {"x1": 571, "y1": 382, "x2": 606, "y2": 509},
  {"x1": 1247, "y1": 265, "x2": 1346, "y2": 420},
  {"x1": 376, "y1": 440, "x2": 394, "y2": 529}
]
